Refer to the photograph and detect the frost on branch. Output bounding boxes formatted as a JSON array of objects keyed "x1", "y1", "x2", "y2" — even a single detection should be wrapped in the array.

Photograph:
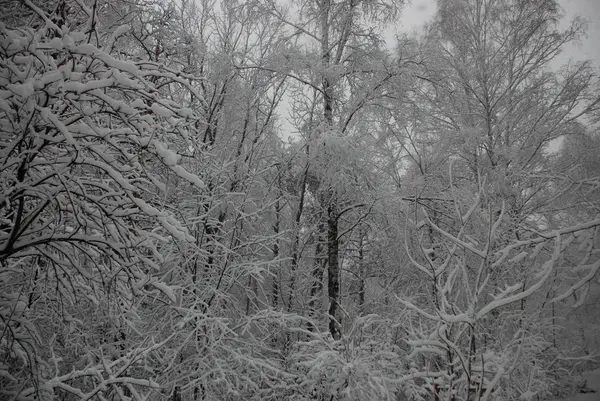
[
  {"x1": 398, "y1": 186, "x2": 600, "y2": 400},
  {"x1": 0, "y1": 4, "x2": 205, "y2": 399}
]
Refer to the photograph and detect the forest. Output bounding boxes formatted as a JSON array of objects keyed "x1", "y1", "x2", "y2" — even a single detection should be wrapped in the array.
[{"x1": 1, "y1": 0, "x2": 599, "y2": 399}]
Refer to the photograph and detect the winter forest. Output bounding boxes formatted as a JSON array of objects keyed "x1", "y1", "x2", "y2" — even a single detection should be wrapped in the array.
[{"x1": 1, "y1": 0, "x2": 600, "y2": 399}]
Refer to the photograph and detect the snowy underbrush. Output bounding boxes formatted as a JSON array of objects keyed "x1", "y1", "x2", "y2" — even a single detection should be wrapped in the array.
[{"x1": 282, "y1": 315, "x2": 420, "y2": 400}]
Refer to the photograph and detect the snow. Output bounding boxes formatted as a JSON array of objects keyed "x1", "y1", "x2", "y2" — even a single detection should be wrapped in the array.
[
  {"x1": 521, "y1": 390, "x2": 537, "y2": 400},
  {"x1": 112, "y1": 69, "x2": 143, "y2": 89},
  {"x1": 131, "y1": 99, "x2": 147, "y2": 109},
  {"x1": 73, "y1": 43, "x2": 140, "y2": 75},
  {"x1": 550, "y1": 394, "x2": 600, "y2": 401},
  {"x1": 171, "y1": 165, "x2": 205, "y2": 189},
  {"x1": 153, "y1": 142, "x2": 180, "y2": 166},
  {"x1": 509, "y1": 251, "x2": 529, "y2": 264},
  {"x1": 547, "y1": 369, "x2": 600, "y2": 401},
  {"x1": 7, "y1": 82, "x2": 34, "y2": 98},
  {"x1": 39, "y1": 107, "x2": 77, "y2": 145},
  {"x1": 47, "y1": 37, "x2": 63, "y2": 50},
  {"x1": 112, "y1": 24, "x2": 131, "y2": 38},
  {"x1": 103, "y1": 24, "x2": 131, "y2": 53},
  {"x1": 151, "y1": 281, "x2": 177, "y2": 304},
  {"x1": 2, "y1": 5, "x2": 599, "y2": 401},
  {"x1": 151, "y1": 102, "x2": 173, "y2": 118},
  {"x1": 0, "y1": 97, "x2": 12, "y2": 116},
  {"x1": 63, "y1": 79, "x2": 114, "y2": 94},
  {"x1": 178, "y1": 107, "x2": 194, "y2": 117},
  {"x1": 553, "y1": 258, "x2": 600, "y2": 303}
]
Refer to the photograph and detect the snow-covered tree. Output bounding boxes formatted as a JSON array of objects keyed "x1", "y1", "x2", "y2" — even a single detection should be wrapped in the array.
[
  {"x1": 0, "y1": 1, "x2": 207, "y2": 398},
  {"x1": 376, "y1": 0, "x2": 600, "y2": 398},
  {"x1": 2, "y1": 0, "x2": 599, "y2": 399}
]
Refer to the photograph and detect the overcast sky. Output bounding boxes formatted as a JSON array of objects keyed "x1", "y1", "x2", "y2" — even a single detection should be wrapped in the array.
[{"x1": 394, "y1": 0, "x2": 600, "y2": 67}]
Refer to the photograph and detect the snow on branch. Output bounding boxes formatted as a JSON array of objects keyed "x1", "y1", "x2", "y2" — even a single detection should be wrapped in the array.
[{"x1": 0, "y1": 4, "x2": 209, "y2": 399}]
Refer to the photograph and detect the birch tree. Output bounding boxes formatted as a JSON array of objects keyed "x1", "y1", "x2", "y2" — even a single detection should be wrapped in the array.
[
  {"x1": 259, "y1": 0, "x2": 405, "y2": 341},
  {"x1": 378, "y1": 0, "x2": 600, "y2": 398}
]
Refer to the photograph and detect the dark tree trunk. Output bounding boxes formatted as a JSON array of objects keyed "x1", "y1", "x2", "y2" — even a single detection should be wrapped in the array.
[
  {"x1": 272, "y1": 196, "x2": 281, "y2": 308},
  {"x1": 308, "y1": 218, "x2": 327, "y2": 332},
  {"x1": 288, "y1": 158, "x2": 309, "y2": 312},
  {"x1": 357, "y1": 233, "x2": 365, "y2": 315},
  {"x1": 327, "y1": 202, "x2": 341, "y2": 340}
]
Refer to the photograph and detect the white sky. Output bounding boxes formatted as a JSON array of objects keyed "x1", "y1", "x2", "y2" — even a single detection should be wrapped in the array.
[{"x1": 556, "y1": 0, "x2": 600, "y2": 65}]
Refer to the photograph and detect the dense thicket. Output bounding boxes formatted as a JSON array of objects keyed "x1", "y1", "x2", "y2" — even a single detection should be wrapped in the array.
[{"x1": 1, "y1": 0, "x2": 599, "y2": 400}]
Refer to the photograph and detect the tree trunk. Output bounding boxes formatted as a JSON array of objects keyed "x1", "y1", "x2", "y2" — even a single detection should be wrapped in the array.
[
  {"x1": 308, "y1": 218, "x2": 326, "y2": 332},
  {"x1": 288, "y1": 160, "x2": 309, "y2": 312},
  {"x1": 357, "y1": 233, "x2": 365, "y2": 315},
  {"x1": 327, "y1": 202, "x2": 341, "y2": 340},
  {"x1": 272, "y1": 196, "x2": 281, "y2": 308}
]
